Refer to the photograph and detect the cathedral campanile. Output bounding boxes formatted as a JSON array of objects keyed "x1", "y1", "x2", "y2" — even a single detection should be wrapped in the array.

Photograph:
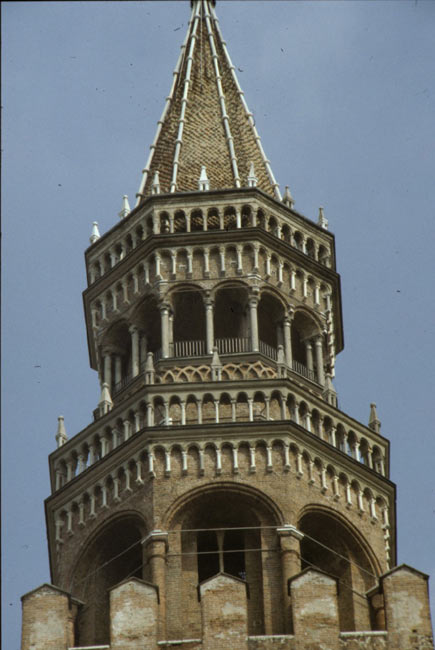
[{"x1": 21, "y1": 2, "x2": 433, "y2": 649}]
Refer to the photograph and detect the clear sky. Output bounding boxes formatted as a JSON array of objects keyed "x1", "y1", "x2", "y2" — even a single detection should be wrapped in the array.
[{"x1": 2, "y1": 1, "x2": 435, "y2": 647}]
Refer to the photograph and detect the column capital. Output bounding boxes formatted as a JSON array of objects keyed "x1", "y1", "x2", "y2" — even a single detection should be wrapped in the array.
[
  {"x1": 276, "y1": 524, "x2": 304, "y2": 540},
  {"x1": 159, "y1": 301, "x2": 171, "y2": 313},
  {"x1": 141, "y1": 529, "x2": 169, "y2": 550},
  {"x1": 285, "y1": 306, "x2": 295, "y2": 322},
  {"x1": 102, "y1": 344, "x2": 123, "y2": 356}
]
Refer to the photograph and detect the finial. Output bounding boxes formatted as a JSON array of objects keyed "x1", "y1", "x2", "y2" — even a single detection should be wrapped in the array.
[
  {"x1": 198, "y1": 165, "x2": 210, "y2": 191},
  {"x1": 368, "y1": 402, "x2": 381, "y2": 433},
  {"x1": 282, "y1": 186, "x2": 294, "y2": 209},
  {"x1": 89, "y1": 221, "x2": 100, "y2": 244},
  {"x1": 318, "y1": 206, "x2": 328, "y2": 230},
  {"x1": 145, "y1": 352, "x2": 155, "y2": 385},
  {"x1": 98, "y1": 382, "x2": 113, "y2": 415},
  {"x1": 151, "y1": 171, "x2": 161, "y2": 195},
  {"x1": 118, "y1": 195, "x2": 131, "y2": 219},
  {"x1": 211, "y1": 346, "x2": 222, "y2": 381},
  {"x1": 55, "y1": 415, "x2": 68, "y2": 448},
  {"x1": 247, "y1": 162, "x2": 258, "y2": 188},
  {"x1": 323, "y1": 373, "x2": 338, "y2": 407}
]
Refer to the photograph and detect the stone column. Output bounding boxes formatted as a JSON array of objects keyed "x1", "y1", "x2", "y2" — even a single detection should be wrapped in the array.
[
  {"x1": 278, "y1": 525, "x2": 304, "y2": 633},
  {"x1": 203, "y1": 248, "x2": 210, "y2": 276},
  {"x1": 205, "y1": 298, "x2": 214, "y2": 354},
  {"x1": 249, "y1": 295, "x2": 259, "y2": 352},
  {"x1": 168, "y1": 312, "x2": 174, "y2": 356},
  {"x1": 114, "y1": 355, "x2": 122, "y2": 386},
  {"x1": 305, "y1": 340, "x2": 313, "y2": 372},
  {"x1": 160, "y1": 304, "x2": 170, "y2": 359},
  {"x1": 103, "y1": 351, "x2": 112, "y2": 390},
  {"x1": 314, "y1": 335, "x2": 325, "y2": 385},
  {"x1": 140, "y1": 333, "x2": 148, "y2": 366},
  {"x1": 236, "y1": 244, "x2": 243, "y2": 274},
  {"x1": 142, "y1": 531, "x2": 168, "y2": 639},
  {"x1": 253, "y1": 244, "x2": 259, "y2": 272},
  {"x1": 283, "y1": 311, "x2": 293, "y2": 367},
  {"x1": 155, "y1": 252, "x2": 161, "y2": 278},
  {"x1": 219, "y1": 246, "x2": 225, "y2": 274},
  {"x1": 130, "y1": 325, "x2": 140, "y2": 377}
]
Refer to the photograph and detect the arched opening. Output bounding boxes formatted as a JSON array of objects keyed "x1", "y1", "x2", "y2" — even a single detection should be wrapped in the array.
[
  {"x1": 241, "y1": 205, "x2": 252, "y2": 227},
  {"x1": 72, "y1": 516, "x2": 144, "y2": 646},
  {"x1": 166, "y1": 488, "x2": 283, "y2": 639},
  {"x1": 291, "y1": 311, "x2": 321, "y2": 380},
  {"x1": 223, "y1": 206, "x2": 236, "y2": 230},
  {"x1": 101, "y1": 321, "x2": 131, "y2": 394},
  {"x1": 174, "y1": 210, "x2": 187, "y2": 232},
  {"x1": 258, "y1": 292, "x2": 285, "y2": 355},
  {"x1": 207, "y1": 207, "x2": 220, "y2": 230},
  {"x1": 172, "y1": 290, "x2": 206, "y2": 357},
  {"x1": 318, "y1": 244, "x2": 329, "y2": 265},
  {"x1": 214, "y1": 286, "x2": 249, "y2": 348},
  {"x1": 134, "y1": 295, "x2": 161, "y2": 360},
  {"x1": 299, "y1": 511, "x2": 377, "y2": 631},
  {"x1": 306, "y1": 238, "x2": 316, "y2": 259},
  {"x1": 159, "y1": 211, "x2": 170, "y2": 233},
  {"x1": 293, "y1": 231, "x2": 303, "y2": 251},
  {"x1": 282, "y1": 224, "x2": 291, "y2": 243},
  {"x1": 190, "y1": 209, "x2": 203, "y2": 231}
]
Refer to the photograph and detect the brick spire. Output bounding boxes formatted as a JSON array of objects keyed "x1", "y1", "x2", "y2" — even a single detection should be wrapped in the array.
[{"x1": 136, "y1": 0, "x2": 281, "y2": 204}]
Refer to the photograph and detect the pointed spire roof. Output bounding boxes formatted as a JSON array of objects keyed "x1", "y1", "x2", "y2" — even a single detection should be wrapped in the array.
[{"x1": 136, "y1": 0, "x2": 280, "y2": 204}]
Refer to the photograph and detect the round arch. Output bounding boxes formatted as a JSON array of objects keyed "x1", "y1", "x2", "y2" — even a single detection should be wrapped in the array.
[
  {"x1": 70, "y1": 512, "x2": 147, "y2": 646},
  {"x1": 163, "y1": 482, "x2": 285, "y2": 636},
  {"x1": 297, "y1": 505, "x2": 380, "y2": 631}
]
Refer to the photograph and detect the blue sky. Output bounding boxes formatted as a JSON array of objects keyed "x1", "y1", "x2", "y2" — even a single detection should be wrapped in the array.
[{"x1": 3, "y1": 1, "x2": 435, "y2": 647}]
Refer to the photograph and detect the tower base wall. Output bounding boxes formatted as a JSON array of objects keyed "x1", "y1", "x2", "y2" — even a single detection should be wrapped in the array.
[{"x1": 20, "y1": 565, "x2": 433, "y2": 650}]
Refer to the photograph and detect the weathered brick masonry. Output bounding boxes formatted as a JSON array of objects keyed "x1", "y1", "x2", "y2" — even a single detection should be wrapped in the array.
[{"x1": 21, "y1": 1, "x2": 433, "y2": 649}]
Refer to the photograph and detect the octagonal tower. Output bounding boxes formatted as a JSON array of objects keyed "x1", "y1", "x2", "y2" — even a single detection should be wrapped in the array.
[{"x1": 21, "y1": 2, "x2": 433, "y2": 649}]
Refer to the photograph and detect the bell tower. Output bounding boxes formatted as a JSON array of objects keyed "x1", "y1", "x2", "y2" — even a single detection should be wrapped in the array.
[{"x1": 21, "y1": 2, "x2": 433, "y2": 649}]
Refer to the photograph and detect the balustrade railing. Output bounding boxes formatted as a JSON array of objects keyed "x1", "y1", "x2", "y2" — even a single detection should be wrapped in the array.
[
  {"x1": 292, "y1": 360, "x2": 316, "y2": 382},
  {"x1": 215, "y1": 337, "x2": 250, "y2": 355},
  {"x1": 174, "y1": 339, "x2": 206, "y2": 358},
  {"x1": 113, "y1": 374, "x2": 132, "y2": 395},
  {"x1": 259, "y1": 340, "x2": 278, "y2": 361},
  {"x1": 107, "y1": 341, "x2": 318, "y2": 402}
]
